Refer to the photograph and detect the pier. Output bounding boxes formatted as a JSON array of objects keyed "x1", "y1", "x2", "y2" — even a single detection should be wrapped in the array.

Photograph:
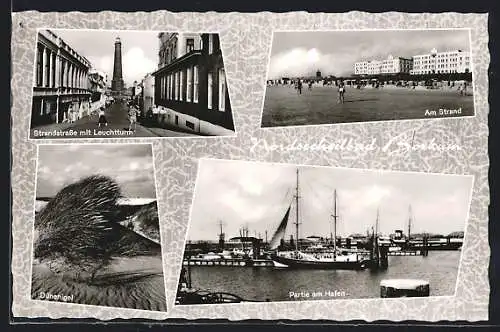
[{"x1": 183, "y1": 258, "x2": 276, "y2": 267}]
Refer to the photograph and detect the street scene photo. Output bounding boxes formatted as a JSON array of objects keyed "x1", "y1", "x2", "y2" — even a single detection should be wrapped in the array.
[
  {"x1": 176, "y1": 159, "x2": 472, "y2": 305},
  {"x1": 261, "y1": 29, "x2": 474, "y2": 128},
  {"x1": 30, "y1": 29, "x2": 235, "y2": 139},
  {"x1": 31, "y1": 144, "x2": 166, "y2": 311}
]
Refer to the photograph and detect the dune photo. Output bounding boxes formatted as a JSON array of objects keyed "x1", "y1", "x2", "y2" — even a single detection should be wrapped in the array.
[{"x1": 31, "y1": 144, "x2": 166, "y2": 312}]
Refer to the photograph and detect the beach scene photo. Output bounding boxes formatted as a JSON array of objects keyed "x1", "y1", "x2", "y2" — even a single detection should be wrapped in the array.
[
  {"x1": 31, "y1": 144, "x2": 166, "y2": 311},
  {"x1": 261, "y1": 29, "x2": 474, "y2": 127},
  {"x1": 176, "y1": 159, "x2": 472, "y2": 305}
]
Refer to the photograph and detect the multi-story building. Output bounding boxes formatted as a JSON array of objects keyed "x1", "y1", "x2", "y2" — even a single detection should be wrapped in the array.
[
  {"x1": 354, "y1": 55, "x2": 412, "y2": 76},
  {"x1": 31, "y1": 29, "x2": 92, "y2": 126},
  {"x1": 142, "y1": 73, "x2": 155, "y2": 113},
  {"x1": 88, "y1": 69, "x2": 107, "y2": 112},
  {"x1": 152, "y1": 32, "x2": 234, "y2": 135},
  {"x1": 410, "y1": 48, "x2": 472, "y2": 75}
]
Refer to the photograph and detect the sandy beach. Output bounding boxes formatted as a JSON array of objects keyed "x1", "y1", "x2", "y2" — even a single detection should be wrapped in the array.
[{"x1": 31, "y1": 255, "x2": 166, "y2": 311}]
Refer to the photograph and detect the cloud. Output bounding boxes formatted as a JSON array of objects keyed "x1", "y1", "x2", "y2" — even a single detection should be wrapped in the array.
[
  {"x1": 267, "y1": 30, "x2": 471, "y2": 79},
  {"x1": 87, "y1": 48, "x2": 156, "y2": 86},
  {"x1": 122, "y1": 47, "x2": 157, "y2": 85},
  {"x1": 187, "y1": 160, "x2": 473, "y2": 241},
  {"x1": 36, "y1": 144, "x2": 156, "y2": 198}
]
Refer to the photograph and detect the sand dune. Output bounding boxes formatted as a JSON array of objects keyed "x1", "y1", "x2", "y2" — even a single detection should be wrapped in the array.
[{"x1": 31, "y1": 255, "x2": 166, "y2": 311}]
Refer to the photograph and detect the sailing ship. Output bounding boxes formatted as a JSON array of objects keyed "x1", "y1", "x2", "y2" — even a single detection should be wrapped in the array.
[{"x1": 269, "y1": 169, "x2": 371, "y2": 270}]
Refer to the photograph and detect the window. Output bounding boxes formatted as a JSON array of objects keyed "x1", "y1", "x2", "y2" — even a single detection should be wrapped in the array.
[
  {"x1": 170, "y1": 74, "x2": 174, "y2": 100},
  {"x1": 175, "y1": 72, "x2": 179, "y2": 100},
  {"x1": 179, "y1": 70, "x2": 184, "y2": 101},
  {"x1": 44, "y1": 49, "x2": 50, "y2": 87},
  {"x1": 164, "y1": 76, "x2": 168, "y2": 99},
  {"x1": 186, "y1": 38, "x2": 195, "y2": 53},
  {"x1": 208, "y1": 34, "x2": 213, "y2": 54},
  {"x1": 60, "y1": 61, "x2": 65, "y2": 87},
  {"x1": 186, "y1": 67, "x2": 192, "y2": 102},
  {"x1": 186, "y1": 121, "x2": 195, "y2": 130},
  {"x1": 51, "y1": 53, "x2": 56, "y2": 87},
  {"x1": 36, "y1": 46, "x2": 43, "y2": 87},
  {"x1": 193, "y1": 65, "x2": 199, "y2": 103},
  {"x1": 207, "y1": 72, "x2": 213, "y2": 109},
  {"x1": 175, "y1": 115, "x2": 179, "y2": 125},
  {"x1": 218, "y1": 69, "x2": 226, "y2": 111},
  {"x1": 167, "y1": 75, "x2": 170, "y2": 99}
]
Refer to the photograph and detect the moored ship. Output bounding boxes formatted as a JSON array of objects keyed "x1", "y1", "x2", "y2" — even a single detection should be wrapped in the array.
[{"x1": 269, "y1": 169, "x2": 371, "y2": 270}]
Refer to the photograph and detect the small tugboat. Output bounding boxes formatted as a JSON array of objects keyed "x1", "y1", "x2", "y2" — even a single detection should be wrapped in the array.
[{"x1": 380, "y1": 279, "x2": 430, "y2": 298}]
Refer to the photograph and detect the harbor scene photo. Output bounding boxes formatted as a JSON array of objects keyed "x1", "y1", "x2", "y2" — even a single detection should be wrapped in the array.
[
  {"x1": 261, "y1": 29, "x2": 474, "y2": 128},
  {"x1": 176, "y1": 159, "x2": 473, "y2": 305},
  {"x1": 31, "y1": 144, "x2": 166, "y2": 311}
]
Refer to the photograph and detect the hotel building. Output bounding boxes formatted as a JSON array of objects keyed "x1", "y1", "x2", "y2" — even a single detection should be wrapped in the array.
[
  {"x1": 31, "y1": 30, "x2": 92, "y2": 126},
  {"x1": 410, "y1": 48, "x2": 471, "y2": 75},
  {"x1": 354, "y1": 55, "x2": 413, "y2": 76},
  {"x1": 152, "y1": 32, "x2": 234, "y2": 135}
]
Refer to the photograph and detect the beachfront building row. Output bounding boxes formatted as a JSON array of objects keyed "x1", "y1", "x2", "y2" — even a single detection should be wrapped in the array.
[
  {"x1": 410, "y1": 48, "x2": 471, "y2": 75},
  {"x1": 152, "y1": 33, "x2": 234, "y2": 136},
  {"x1": 354, "y1": 55, "x2": 413, "y2": 76},
  {"x1": 32, "y1": 30, "x2": 93, "y2": 126},
  {"x1": 354, "y1": 49, "x2": 472, "y2": 76}
]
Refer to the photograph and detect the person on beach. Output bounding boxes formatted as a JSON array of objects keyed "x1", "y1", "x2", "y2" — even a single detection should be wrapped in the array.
[
  {"x1": 338, "y1": 82, "x2": 345, "y2": 104},
  {"x1": 97, "y1": 107, "x2": 107, "y2": 127},
  {"x1": 297, "y1": 80, "x2": 302, "y2": 95},
  {"x1": 128, "y1": 106, "x2": 138, "y2": 132}
]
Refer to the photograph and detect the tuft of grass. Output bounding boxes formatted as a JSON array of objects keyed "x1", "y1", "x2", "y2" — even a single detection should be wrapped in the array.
[{"x1": 34, "y1": 175, "x2": 122, "y2": 281}]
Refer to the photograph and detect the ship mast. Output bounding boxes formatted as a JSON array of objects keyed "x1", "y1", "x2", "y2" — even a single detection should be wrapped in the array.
[
  {"x1": 332, "y1": 189, "x2": 338, "y2": 258},
  {"x1": 294, "y1": 169, "x2": 300, "y2": 252},
  {"x1": 408, "y1": 204, "x2": 412, "y2": 241}
]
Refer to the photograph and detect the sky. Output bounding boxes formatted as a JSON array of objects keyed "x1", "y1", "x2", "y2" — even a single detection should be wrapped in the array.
[
  {"x1": 50, "y1": 29, "x2": 159, "y2": 87},
  {"x1": 36, "y1": 144, "x2": 157, "y2": 199},
  {"x1": 267, "y1": 29, "x2": 471, "y2": 79},
  {"x1": 187, "y1": 159, "x2": 473, "y2": 241}
]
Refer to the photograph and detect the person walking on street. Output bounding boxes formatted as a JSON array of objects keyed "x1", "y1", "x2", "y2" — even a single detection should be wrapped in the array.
[
  {"x1": 98, "y1": 107, "x2": 107, "y2": 127},
  {"x1": 128, "y1": 106, "x2": 138, "y2": 132}
]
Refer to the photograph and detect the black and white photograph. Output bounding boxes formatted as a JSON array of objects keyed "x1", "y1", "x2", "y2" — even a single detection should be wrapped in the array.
[
  {"x1": 261, "y1": 29, "x2": 474, "y2": 128},
  {"x1": 175, "y1": 159, "x2": 472, "y2": 305},
  {"x1": 31, "y1": 144, "x2": 166, "y2": 311},
  {"x1": 30, "y1": 29, "x2": 235, "y2": 139}
]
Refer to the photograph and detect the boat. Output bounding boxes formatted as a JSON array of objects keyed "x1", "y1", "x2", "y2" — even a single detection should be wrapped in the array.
[
  {"x1": 269, "y1": 169, "x2": 370, "y2": 270},
  {"x1": 380, "y1": 279, "x2": 430, "y2": 298}
]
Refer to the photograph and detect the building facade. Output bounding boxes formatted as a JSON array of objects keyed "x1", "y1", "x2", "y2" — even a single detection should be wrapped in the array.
[
  {"x1": 153, "y1": 33, "x2": 234, "y2": 135},
  {"x1": 88, "y1": 69, "x2": 107, "y2": 112},
  {"x1": 142, "y1": 73, "x2": 155, "y2": 113},
  {"x1": 31, "y1": 30, "x2": 92, "y2": 126},
  {"x1": 410, "y1": 48, "x2": 472, "y2": 75},
  {"x1": 354, "y1": 55, "x2": 413, "y2": 76},
  {"x1": 111, "y1": 37, "x2": 125, "y2": 93}
]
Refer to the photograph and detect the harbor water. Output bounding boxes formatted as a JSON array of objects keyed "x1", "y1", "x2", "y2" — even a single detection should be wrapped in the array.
[{"x1": 187, "y1": 250, "x2": 461, "y2": 302}]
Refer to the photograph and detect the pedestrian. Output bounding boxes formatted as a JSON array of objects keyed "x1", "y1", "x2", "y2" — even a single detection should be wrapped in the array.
[
  {"x1": 297, "y1": 80, "x2": 302, "y2": 95},
  {"x1": 338, "y1": 82, "x2": 345, "y2": 104},
  {"x1": 67, "y1": 105, "x2": 74, "y2": 123},
  {"x1": 97, "y1": 107, "x2": 107, "y2": 127},
  {"x1": 128, "y1": 106, "x2": 138, "y2": 132},
  {"x1": 308, "y1": 81, "x2": 313, "y2": 91}
]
